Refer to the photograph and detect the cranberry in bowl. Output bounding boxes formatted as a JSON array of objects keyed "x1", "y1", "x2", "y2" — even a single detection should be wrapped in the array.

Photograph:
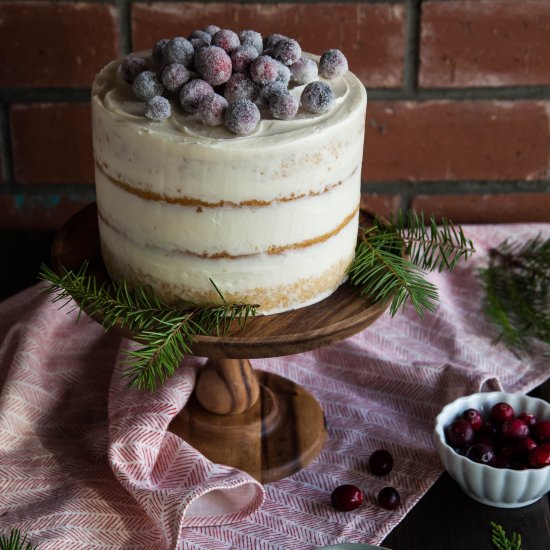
[{"x1": 434, "y1": 391, "x2": 550, "y2": 508}]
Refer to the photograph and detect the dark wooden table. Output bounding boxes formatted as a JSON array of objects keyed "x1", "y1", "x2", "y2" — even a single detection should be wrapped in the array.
[{"x1": 2, "y1": 229, "x2": 549, "y2": 550}]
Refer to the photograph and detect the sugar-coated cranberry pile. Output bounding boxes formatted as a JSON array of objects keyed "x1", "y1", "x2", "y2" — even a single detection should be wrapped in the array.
[
  {"x1": 445, "y1": 402, "x2": 550, "y2": 469},
  {"x1": 119, "y1": 25, "x2": 349, "y2": 135},
  {"x1": 330, "y1": 449, "x2": 401, "y2": 512}
]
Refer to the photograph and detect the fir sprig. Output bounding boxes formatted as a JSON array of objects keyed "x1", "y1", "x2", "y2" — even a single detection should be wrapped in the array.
[
  {"x1": 479, "y1": 235, "x2": 550, "y2": 352},
  {"x1": 348, "y1": 211, "x2": 474, "y2": 318},
  {"x1": 490, "y1": 522, "x2": 522, "y2": 550},
  {"x1": 39, "y1": 263, "x2": 257, "y2": 392},
  {"x1": 0, "y1": 530, "x2": 36, "y2": 550}
]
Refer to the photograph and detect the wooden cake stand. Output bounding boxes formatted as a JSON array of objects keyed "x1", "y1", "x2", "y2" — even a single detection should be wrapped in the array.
[{"x1": 52, "y1": 203, "x2": 390, "y2": 483}]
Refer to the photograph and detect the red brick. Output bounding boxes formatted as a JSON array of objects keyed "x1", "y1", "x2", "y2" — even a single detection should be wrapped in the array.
[
  {"x1": 11, "y1": 103, "x2": 94, "y2": 184},
  {"x1": 0, "y1": 194, "x2": 91, "y2": 230},
  {"x1": 412, "y1": 193, "x2": 550, "y2": 224},
  {"x1": 132, "y1": 2, "x2": 405, "y2": 87},
  {"x1": 420, "y1": 1, "x2": 550, "y2": 88},
  {"x1": 361, "y1": 194, "x2": 402, "y2": 219},
  {"x1": 363, "y1": 101, "x2": 550, "y2": 182},
  {"x1": 0, "y1": 2, "x2": 119, "y2": 88}
]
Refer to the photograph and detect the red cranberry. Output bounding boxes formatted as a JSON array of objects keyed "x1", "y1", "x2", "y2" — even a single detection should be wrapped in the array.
[
  {"x1": 377, "y1": 487, "x2": 400, "y2": 511},
  {"x1": 462, "y1": 408, "x2": 483, "y2": 431},
  {"x1": 531, "y1": 420, "x2": 550, "y2": 443},
  {"x1": 445, "y1": 420, "x2": 475, "y2": 447},
  {"x1": 518, "y1": 413, "x2": 537, "y2": 427},
  {"x1": 516, "y1": 437, "x2": 537, "y2": 458},
  {"x1": 501, "y1": 419, "x2": 530, "y2": 440},
  {"x1": 330, "y1": 484, "x2": 363, "y2": 512},
  {"x1": 494, "y1": 455, "x2": 511, "y2": 469},
  {"x1": 369, "y1": 449, "x2": 394, "y2": 476},
  {"x1": 479, "y1": 422, "x2": 498, "y2": 438},
  {"x1": 474, "y1": 434, "x2": 495, "y2": 448},
  {"x1": 499, "y1": 446, "x2": 522, "y2": 463},
  {"x1": 511, "y1": 462, "x2": 528, "y2": 471},
  {"x1": 528, "y1": 444, "x2": 550, "y2": 468},
  {"x1": 490, "y1": 402, "x2": 515, "y2": 424},
  {"x1": 466, "y1": 444, "x2": 496, "y2": 466}
]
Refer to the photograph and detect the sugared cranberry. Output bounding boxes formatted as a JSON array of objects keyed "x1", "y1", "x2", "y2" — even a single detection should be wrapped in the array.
[
  {"x1": 273, "y1": 38, "x2": 302, "y2": 66},
  {"x1": 290, "y1": 57, "x2": 318, "y2": 85},
  {"x1": 301, "y1": 81, "x2": 334, "y2": 114},
  {"x1": 490, "y1": 402, "x2": 515, "y2": 424},
  {"x1": 250, "y1": 56, "x2": 279, "y2": 86},
  {"x1": 224, "y1": 74, "x2": 258, "y2": 103},
  {"x1": 263, "y1": 33, "x2": 286, "y2": 51},
  {"x1": 501, "y1": 419, "x2": 530, "y2": 440},
  {"x1": 270, "y1": 93, "x2": 298, "y2": 120},
  {"x1": 145, "y1": 96, "x2": 171, "y2": 122},
  {"x1": 189, "y1": 30, "x2": 211, "y2": 44},
  {"x1": 368, "y1": 449, "x2": 394, "y2": 477},
  {"x1": 179, "y1": 79, "x2": 214, "y2": 113},
  {"x1": 330, "y1": 484, "x2": 363, "y2": 511},
  {"x1": 466, "y1": 444, "x2": 496, "y2": 466},
  {"x1": 118, "y1": 55, "x2": 147, "y2": 83},
  {"x1": 528, "y1": 444, "x2": 550, "y2": 468},
  {"x1": 224, "y1": 100, "x2": 260, "y2": 135},
  {"x1": 517, "y1": 413, "x2": 537, "y2": 427},
  {"x1": 377, "y1": 487, "x2": 400, "y2": 511},
  {"x1": 445, "y1": 419, "x2": 475, "y2": 447},
  {"x1": 161, "y1": 63, "x2": 190, "y2": 93},
  {"x1": 133, "y1": 71, "x2": 164, "y2": 101},
  {"x1": 231, "y1": 45, "x2": 259, "y2": 73},
  {"x1": 319, "y1": 49, "x2": 349, "y2": 79},
  {"x1": 204, "y1": 24, "x2": 221, "y2": 37},
  {"x1": 531, "y1": 420, "x2": 550, "y2": 443},
  {"x1": 462, "y1": 408, "x2": 483, "y2": 431},
  {"x1": 238, "y1": 30, "x2": 263, "y2": 54},
  {"x1": 212, "y1": 29, "x2": 240, "y2": 53},
  {"x1": 195, "y1": 46, "x2": 232, "y2": 86},
  {"x1": 164, "y1": 37, "x2": 194, "y2": 67},
  {"x1": 198, "y1": 93, "x2": 228, "y2": 127}
]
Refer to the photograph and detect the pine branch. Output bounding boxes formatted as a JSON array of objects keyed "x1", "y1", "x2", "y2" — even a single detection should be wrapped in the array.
[
  {"x1": 0, "y1": 530, "x2": 36, "y2": 550},
  {"x1": 479, "y1": 235, "x2": 550, "y2": 352},
  {"x1": 39, "y1": 263, "x2": 257, "y2": 392},
  {"x1": 379, "y1": 210, "x2": 475, "y2": 272},
  {"x1": 490, "y1": 522, "x2": 522, "y2": 550},
  {"x1": 348, "y1": 210, "x2": 474, "y2": 318},
  {"x1": 349, "y1": 228, "x2": 439, "y2": 318}
]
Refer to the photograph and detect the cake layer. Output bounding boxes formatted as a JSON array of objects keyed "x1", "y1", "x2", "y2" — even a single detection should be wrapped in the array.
[
  {"x1": 99, "y1": 208, "x2": 358, "y2": 314},
  {"x1": 96, "y1": 163, "x2": 360, "y2": 256}
]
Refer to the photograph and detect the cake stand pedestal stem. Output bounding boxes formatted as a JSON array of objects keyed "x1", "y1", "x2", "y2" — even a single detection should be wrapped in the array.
[{"x1": 195, "y1": 358, "x2": 260, "y2": 415}]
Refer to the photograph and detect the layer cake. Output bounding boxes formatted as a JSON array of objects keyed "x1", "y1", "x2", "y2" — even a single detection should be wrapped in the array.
[{"x1": 92, "y1": 51, "x2": 367, "y2": 314}]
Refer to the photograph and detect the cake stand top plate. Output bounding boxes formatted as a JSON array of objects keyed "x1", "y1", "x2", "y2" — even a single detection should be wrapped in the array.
[{"x1": 52, "y1": 203, "x2": 389, "y2": 359}]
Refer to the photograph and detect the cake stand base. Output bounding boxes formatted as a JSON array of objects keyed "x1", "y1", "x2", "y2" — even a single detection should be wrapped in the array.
[{"x1": 169, "y1": 369, "x2": 326, "y2": 483}]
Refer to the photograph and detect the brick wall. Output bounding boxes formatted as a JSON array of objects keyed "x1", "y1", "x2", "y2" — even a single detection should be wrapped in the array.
[{"x1": 0, "y1": 0, "x2": 549, "y2": 230}]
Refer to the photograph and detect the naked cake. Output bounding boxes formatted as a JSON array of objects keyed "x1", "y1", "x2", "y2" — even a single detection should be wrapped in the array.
[{"x1": 91, "y1": 28, "x2": 367, "y2": 314}]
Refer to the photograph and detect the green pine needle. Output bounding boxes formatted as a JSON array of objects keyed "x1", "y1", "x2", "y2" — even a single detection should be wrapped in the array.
[
  {"x1": 39, "y1": 263, "x2": 257, "y2": 392},
  {"x1": 0, "y1": 530, "x2": 36, "y2": 550},
  {"x1": 479, "y1": 235, "x2": 550, "y2": 352},
  {"x1": 490, "y1": 522, "x2": 522, "y2": 550},
  {"x1": 348, "y1": 210, "x2": 474, "y2": 318}
]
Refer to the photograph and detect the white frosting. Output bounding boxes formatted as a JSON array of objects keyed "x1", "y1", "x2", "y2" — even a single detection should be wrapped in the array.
[{"x1": 91, "y1": 51, "x2": 367, "y2": 313}]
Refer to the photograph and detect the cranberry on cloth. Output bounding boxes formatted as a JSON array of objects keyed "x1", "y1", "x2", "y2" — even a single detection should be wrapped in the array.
[{"x1": 0, "y1": 223, "x2": 549, "y2": 549}]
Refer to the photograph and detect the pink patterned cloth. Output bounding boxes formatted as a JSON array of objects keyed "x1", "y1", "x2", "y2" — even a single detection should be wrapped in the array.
[{"x1": 0, "y1": 223, "x2": 549, "y2": 549}]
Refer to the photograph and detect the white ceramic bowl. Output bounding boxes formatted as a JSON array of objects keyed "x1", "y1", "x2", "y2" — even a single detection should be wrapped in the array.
[{"x1": 434, "y1": 391, "x2": 550, "y2": 508}]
